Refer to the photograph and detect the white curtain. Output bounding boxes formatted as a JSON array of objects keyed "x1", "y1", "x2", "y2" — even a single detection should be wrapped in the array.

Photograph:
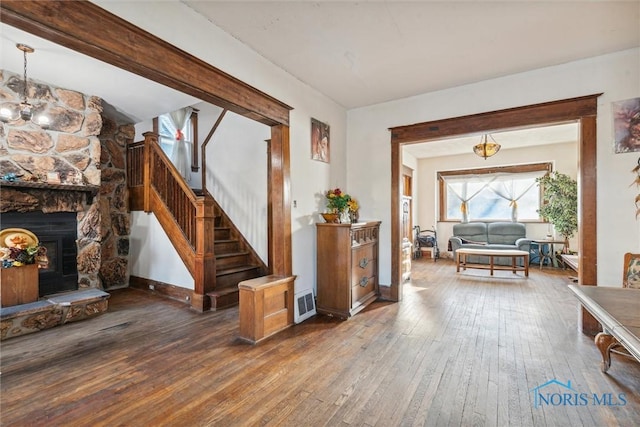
[
  {"x1": 167, "y1": 107, "x2": 193, "y2": 181},
  {"x1": 444, "y1": 175, "x2": 496, "y2": 223},
  {"x1": 488, "y1": 173, "x2": 541, "y2": 221}
]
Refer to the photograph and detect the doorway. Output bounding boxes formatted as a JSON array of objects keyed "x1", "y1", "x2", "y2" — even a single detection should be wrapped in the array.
[{"x1": 389, "y1": 95, "x2": 599, "y2": 334}]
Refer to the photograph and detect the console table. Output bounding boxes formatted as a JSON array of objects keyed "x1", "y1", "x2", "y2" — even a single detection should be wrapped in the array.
[{"x1": 568, "y1": 285, "x2": 640, "y2": 372}]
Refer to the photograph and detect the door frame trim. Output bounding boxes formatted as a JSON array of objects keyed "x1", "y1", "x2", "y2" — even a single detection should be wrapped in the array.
[{"x1": 389, "y1": 94, "x2": 600, "y2": 333}]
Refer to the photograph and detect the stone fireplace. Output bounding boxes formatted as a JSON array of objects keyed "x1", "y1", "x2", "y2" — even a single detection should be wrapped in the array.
[{"x1": 0, "y1": 69, "x2": 133, "y2": 294}]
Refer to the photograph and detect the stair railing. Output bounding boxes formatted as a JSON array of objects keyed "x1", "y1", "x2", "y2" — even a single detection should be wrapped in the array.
[{"x1": 127, "y1": 131, "x2": 215, "y2": 311}]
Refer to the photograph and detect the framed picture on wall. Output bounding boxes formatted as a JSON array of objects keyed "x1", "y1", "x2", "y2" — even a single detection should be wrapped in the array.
[
  {"x1": 311, "y1": 118, "x2": 330, "y2": 163},
  {"x1": 613, "y1": 97, "x2": 640, "y2": 153}
]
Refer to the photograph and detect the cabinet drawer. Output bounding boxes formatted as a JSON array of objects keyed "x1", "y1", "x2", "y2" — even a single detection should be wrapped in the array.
[
  {"x1": 352, "y1": 274, "x2": 377, "y2": 304},
  {"x1": 352, "y1": 256, "x2": 376, "y2": 286},
  {"x1": 352, "y1": 243, "x2": 375, "y2": 272}
]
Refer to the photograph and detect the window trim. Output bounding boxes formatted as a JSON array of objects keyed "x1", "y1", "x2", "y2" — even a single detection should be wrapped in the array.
[{"x1": 437, "y1": 162, "x2": 552, "y2": 222}]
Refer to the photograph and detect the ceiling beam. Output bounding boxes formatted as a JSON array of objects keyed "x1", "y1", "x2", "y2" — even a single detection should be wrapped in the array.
[
  {"x1": 0, "y1": 0, "x2": 292, "y2": 126},
  {"x1": 389, "y1": 94, "x2": 599, "y2": 144}
]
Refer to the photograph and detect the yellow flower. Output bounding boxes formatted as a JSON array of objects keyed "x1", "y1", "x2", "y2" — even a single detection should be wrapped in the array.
[{"x1": 325, "y1": 188, "x2": 351, "y2": 213}]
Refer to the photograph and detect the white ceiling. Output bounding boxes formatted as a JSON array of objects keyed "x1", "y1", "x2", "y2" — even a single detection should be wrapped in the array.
[
  {"x1": 0, "y1": 1, "x2": 638, "y2": 153},
  {"x1": 185, "y1": 1, "x2": 640, "y2": 109}
]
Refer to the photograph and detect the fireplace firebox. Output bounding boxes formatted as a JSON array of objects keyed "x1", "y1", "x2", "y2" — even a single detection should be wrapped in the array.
[{"x1": 1, "y1": 211, "x2": 78, "y2": 296}]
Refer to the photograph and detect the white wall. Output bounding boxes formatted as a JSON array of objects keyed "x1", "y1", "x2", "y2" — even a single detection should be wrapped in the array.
[
  {"x1": 129, "y1": 211, "x2": 193, "y2": 289},
  {"x1": 208, "y1": 110, "x2": 269, "y2": 262},
  {"x1": 414, "y1": 141, "x2": 578, "y2": 254},
  {"x1": 348, "y1": 48, "x2": 640, "y2": 287},
  {"x1": 99, "y1": 1, "x2": 348, "y2": 294}
]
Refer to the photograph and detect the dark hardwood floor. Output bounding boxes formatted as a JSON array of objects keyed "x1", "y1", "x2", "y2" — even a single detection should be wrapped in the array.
[{"x1": 2, "y1": 259, "x2": 639, "y2": 426}]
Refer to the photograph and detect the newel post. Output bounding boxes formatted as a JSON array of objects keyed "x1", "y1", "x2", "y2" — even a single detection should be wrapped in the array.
[
  {"x1": 142, "y1": 131, "x2": 157, "y2": 213},
  {"x1": 191, "y1": 197, "x2": 216, "y2": 312}
]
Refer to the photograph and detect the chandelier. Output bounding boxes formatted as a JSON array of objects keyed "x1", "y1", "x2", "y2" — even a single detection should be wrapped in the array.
[
  {"x1": 473, "y1": 134, "x2": 501, "y2": 159},
  {"x1": 0, "y1": 43, "x2": 50, "y2": 128}
]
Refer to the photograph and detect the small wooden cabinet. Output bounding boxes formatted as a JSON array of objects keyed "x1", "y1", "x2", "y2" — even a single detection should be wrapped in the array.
[
  {"x1": 316, "y1": 221, "x2": 381, "y2": 319},
  {"x1": 238, "y1": 275, "x2": 296, "y2": 344},
  {"x1": 1, "y1": 264, "x2": 39, "y2": 307}
]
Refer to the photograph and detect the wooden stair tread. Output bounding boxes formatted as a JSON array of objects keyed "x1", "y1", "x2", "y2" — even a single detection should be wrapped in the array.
[
  {"x1": 206, "y1": 286, "x2": 240, "y2": 297},
  {"x1": 216, "y1": 251, "x2": 249, "y2": 259},
  {"x1": 216, "y1": 265, "x2": 261, "y2": 276}
]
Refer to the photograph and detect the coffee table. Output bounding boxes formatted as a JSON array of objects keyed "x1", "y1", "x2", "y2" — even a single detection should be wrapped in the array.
[
  {"x1": 568, "y1": 285, "x2": 640, "y2": 372},
  {"x1": 455, "y1": 248, "x2": 529, "y2": 277}
]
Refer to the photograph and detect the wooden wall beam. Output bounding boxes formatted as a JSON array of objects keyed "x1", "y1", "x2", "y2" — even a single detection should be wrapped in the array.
[
  {"x1": 390, "y1": 94, "x2": 600, "y2": 144},
  {"x1": 578, "y1": 115, "x2": 600, "y2": 334},
  {"x1": 390, "y1": 140, "x2": 402, "y2": 301},
  {"x1": 0, "y1": 0, "x2": 292, "y2": 126},
  {"x1": 268, "y1": 126, "x2": 293, "y2": 276}
]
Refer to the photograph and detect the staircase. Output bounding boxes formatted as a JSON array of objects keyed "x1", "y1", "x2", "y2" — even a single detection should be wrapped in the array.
[
  {"x1": 127, "y1": 132, "x2": 266, "y2": 311},
  {"x1": 207, "y1": 206, "x2": 264, "y2": 310}
]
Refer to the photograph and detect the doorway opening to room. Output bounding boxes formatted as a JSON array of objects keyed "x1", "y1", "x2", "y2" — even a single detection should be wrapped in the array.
[{"x1": 389, "y1": 94, "x2": 599, "y2": 334}]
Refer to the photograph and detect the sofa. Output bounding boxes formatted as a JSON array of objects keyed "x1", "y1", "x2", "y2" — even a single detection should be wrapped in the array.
[{"x1": 449, "y1": 222, "x2": 532, "y2": 266}]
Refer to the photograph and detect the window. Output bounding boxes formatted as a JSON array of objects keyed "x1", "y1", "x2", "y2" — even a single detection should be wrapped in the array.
[
  {"x1": 438, "y1": 163, "x2": 551, "y2": 222},
  {"x1": 157, "y1": 113, "x2": 193, "y2": 154},
  {"x1": 153, "y1": 109, "x2": 199, "y2": 172}
]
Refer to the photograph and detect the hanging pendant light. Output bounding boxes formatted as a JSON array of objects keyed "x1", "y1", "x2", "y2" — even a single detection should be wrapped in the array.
[
  {"x1": 0, "y1": 43, "x2": 49, "y2": 128},
  {"x1": 473, "y1": 134, "x2": 501, "y2": 159}
]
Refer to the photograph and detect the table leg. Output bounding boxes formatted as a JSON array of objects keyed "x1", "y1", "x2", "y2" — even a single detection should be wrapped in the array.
[
  {"x1": 539, "y1": 243, "x2": 544, "y2": 269},
  {"x1": 456, "y1": 252, "x2": 460, "y2": 272},
  {"x1": 538, "y1": 243, "x2": 562, "y2": 267},
  {"x1": 524, "y1": 254, "x2": 529, "y2": 277},
  {"x1": 490, "y1": 255, "x2": 494, "y2": 275},
  {"x1": 511, "y1": 256, "x2": 516, "y2": 274},
  {"x1": 595, "y1": 332, "x2": 617, "y2": 373}
]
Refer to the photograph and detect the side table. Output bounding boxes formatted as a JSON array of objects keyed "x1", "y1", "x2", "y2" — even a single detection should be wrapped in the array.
[{"x1": 532, "y1": 239, "x2": 566, "y2": 268}]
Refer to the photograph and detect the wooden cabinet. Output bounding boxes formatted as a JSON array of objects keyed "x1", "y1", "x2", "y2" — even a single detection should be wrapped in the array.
[
  {"x1": 316, "y1": 221, "x2": 381, "y2": 319},
  {"x1": 1, "y1": 264, "x2": 39, "y2": 307},
  {"x1": 238, "y1": 275, "x2": 296, "y2": 344}
]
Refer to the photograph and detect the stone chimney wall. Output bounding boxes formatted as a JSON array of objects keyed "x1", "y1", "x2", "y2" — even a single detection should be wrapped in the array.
[
  {"x1": 0, "y1": 70, "x2": 102, "y2": 185},
  {"x1": 97, "y1": 116, "x2": 133, "y2": 289},
  {"x1": 0, "y1": 69, "x2": 132, "y2": 291}
]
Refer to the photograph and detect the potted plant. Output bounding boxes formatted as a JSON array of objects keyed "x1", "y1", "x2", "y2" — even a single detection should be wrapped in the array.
[
  {"x1": 536, "y1": 171, "x2": 578, "y2": 251},
  {"x1": 322, "y1": 188, "x2": 358, "y2": 223}
]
